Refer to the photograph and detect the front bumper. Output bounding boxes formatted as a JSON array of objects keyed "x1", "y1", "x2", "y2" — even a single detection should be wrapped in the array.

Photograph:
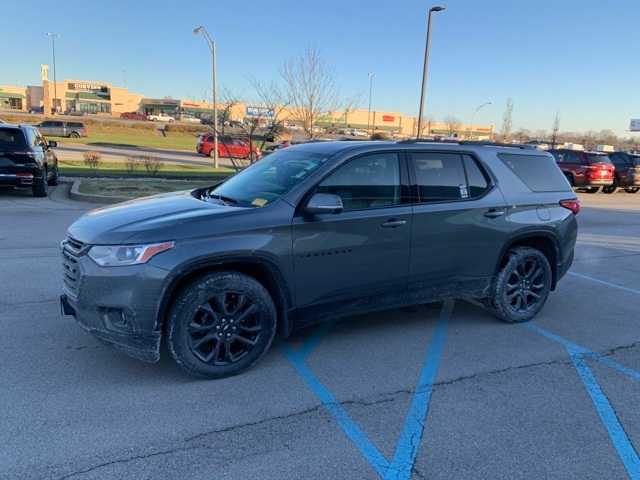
[{"x1": 60, "y1": 243, "x2": 169, "y2": 363}]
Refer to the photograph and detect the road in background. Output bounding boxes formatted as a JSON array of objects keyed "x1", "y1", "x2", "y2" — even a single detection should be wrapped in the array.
[{"x1": 0, "y1": 187, "x2": 639, "y2": 479}]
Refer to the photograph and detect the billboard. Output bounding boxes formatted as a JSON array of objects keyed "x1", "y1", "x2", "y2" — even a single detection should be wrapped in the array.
[
  {"x1": 630, "y1": 119, "x2": 640, "y2": 132},
  {"x1": 246, "y1": 106, "x2": 274, "y2": 118}
]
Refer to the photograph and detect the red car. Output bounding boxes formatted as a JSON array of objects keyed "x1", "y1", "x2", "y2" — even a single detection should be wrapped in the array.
[
  {"x1": 120, "y1": 112, "x2": 148, "y2": 121},
  {"x1": 549, "y1": 149, "x2": 615, "y2": 193},
  {"x1": 197, "y1": 134, "x2": 261, "y2": 160}
]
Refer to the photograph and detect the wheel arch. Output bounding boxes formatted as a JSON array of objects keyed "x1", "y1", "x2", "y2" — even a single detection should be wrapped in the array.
[
  {"x1": 496, "y1": 230, "x2": 561, "y2": 290},
  {"x1": 155, "y1": 255, "x2": 293, "y2": 339}
]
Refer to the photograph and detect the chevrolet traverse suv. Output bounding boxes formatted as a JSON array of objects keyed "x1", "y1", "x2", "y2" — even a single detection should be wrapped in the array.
[{"x1": 61, "y1": 141, "x2": 578, "y2": 378}]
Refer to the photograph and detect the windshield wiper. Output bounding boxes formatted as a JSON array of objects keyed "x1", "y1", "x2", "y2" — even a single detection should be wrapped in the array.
[{"x1": 203, "y1": 190, "x2": 239, "y2": 206}]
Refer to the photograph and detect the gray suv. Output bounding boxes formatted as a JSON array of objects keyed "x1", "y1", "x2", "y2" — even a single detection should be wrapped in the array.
[
  {"x1": 60, "y1": 141, "x2": 579, "y2": 378},
  {"x1": 38, "y1": 121, "x2": 87, "y2": 138}
]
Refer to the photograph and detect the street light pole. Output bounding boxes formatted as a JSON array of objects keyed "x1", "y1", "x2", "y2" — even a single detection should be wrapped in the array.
[
  {"x1": 367, "y1": 72, "x2": 375, "y2": 135},
  {"x1": 46, "y1": 33, "x2": 60, "y2": 114},
  {"x1": 416, "y1": 5, "x2": 445, "y2": 139},
  {"x1": 468, "y1": 101, "x2": 492, "y2": 140},
  {"x1": 194, "y1": 26, "x2": 219, "y2": 169}
]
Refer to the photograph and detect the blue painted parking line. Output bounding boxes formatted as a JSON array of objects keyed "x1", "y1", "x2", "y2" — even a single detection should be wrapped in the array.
[
  {"x1": 526, "y1": 324, "x2": 640, "y2": 478},
  {"x1": 283, "y1": 300, "x2": 452, "y2": 480},
  {"x1": 526, "y1": 324, "x2": 640, "y2": 383},
  {"x1": 569, "y1": 271, "x2": 640, "y2": 296}
]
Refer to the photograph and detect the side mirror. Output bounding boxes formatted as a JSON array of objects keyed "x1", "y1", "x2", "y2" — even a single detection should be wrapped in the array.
[
  {"x1": 48, "y1": 140, "x2": 58, "y2": 148},
  {"x1": 305, "y1": 193, "x2": 343, "y2": 215}
]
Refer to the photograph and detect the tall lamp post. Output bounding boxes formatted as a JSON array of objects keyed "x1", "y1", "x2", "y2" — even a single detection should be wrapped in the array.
[
  {"x1": 468, "y1": 101, "x2": 491, "y2": 140},
  {"x1": 416, "y1": 5, "x2": 445, "y2": 139},
  {"x1": 46, "y1": 32, "x2": 60, "y2": 114},
  {"x1": 193, "y1": 26, "x2": 219, "y2": 168},
  {"x1": 367, "y1": 72, "x2": 375, "y2": 135}
]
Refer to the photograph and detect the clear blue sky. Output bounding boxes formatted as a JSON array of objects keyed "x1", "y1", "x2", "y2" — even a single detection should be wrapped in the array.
[{"x1": 1, "y1": 0, "x2": 638, "y2": 136}]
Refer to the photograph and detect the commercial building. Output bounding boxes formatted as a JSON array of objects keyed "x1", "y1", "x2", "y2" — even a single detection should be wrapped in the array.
[{"x1": 1, "y1": 65, "x2": 493, "y2": 138}]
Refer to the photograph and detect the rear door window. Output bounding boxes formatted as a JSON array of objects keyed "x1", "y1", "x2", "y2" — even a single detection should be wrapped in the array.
[
  {"x1": 498, "y1": 153, "x2": 571, "y2": 192},
  {"x1": 411, "y1": 153, "x2": 467, "y2": 202},
  {"x1": 463, "y1": 155, "x2": 490, "y2": 197}
]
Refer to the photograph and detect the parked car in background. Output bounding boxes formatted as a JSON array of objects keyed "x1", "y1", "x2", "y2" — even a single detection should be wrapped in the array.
[
  {"x1": 38, "y1": 121, "x2": 87, "y2": 138},
  {"x1": 60, "y1": 140, "x2": 578, "y2": 378},
  {"x1": 351, "y1": 129, "x2": 369, "y2": 137},
  {"x1": 148, "y1": 113, "x2": 175, "y2": 123},
  {"x1": 549, "y1": 148, "x2": 614, "y2": 193},
  {"x1": 120, "y1": 112, "x2": 148, "y2": 121},
  {"x1": 0, "y1": 123, "x2": 59, "y2": 197},
  {"x1": 197, "y1": 134, "x2": 261, "y2": 160},
  {"x1": 604, "y1": 152, "x2": 640, "y2": 193},
  {"x1": 181, "y1": 116, "x2": 202, "y2": 124}
]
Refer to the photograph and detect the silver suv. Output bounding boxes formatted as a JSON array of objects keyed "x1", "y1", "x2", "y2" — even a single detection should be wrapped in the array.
[{"x1": 60, "y1": 140, "x2": 579, "y2": 379}]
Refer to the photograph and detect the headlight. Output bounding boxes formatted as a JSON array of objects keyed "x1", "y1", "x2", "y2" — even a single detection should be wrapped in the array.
[{"x1": 88, "y1": 241, "x2": 174, "y2": 267}]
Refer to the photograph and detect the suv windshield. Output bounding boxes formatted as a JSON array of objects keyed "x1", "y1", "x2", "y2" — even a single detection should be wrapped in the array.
[
  {"x1": 210, "y1": 149, "x2": 328, "y2": 207},
  {"x1": 0, "y1": 128, "x2": 27, "y2": 151},
  {"x1": 586, "y1": 153, "x2": 612, "y2": 164}
]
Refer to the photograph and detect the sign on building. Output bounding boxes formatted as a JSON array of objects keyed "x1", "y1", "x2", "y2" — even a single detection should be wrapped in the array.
[
  {"x1": 630, "y1": 119, "x2": 640, "y2": 132},
  {"x1": 382, "y1": 115, "x2": 395, "y2": 122},
  {"x1": 246, "y1": 106, "x2": 274, "y2": 118}
]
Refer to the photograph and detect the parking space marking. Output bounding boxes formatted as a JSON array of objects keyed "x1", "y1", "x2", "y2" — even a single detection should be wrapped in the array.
[
  {"x1": 283, "y1": 300, "x2": 452, "y2": 480},
  {"x1": 569, "y1": 271, "x2": 640, "y2": 296},
  {"x1": 526, "y1": 324, "x2": 640, "y2": 478}
]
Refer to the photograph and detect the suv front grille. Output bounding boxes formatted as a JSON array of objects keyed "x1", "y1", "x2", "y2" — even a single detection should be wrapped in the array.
[{"x1": 61, "y1": 236, "x2": 88, "y2": 298}]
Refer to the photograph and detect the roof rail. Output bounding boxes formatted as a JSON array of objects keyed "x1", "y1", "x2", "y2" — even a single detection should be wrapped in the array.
[{"x1": 396, "y1": 138, "x2": 538, "y2": 150}]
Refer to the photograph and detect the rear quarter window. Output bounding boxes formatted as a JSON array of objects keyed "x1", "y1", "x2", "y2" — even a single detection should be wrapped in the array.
[
  {"x1": 68, "y1": 122, "x2": 85, "y2": 128},
  {"x1": 498, "y1": 153, "x2": 571, "y2": 192}
]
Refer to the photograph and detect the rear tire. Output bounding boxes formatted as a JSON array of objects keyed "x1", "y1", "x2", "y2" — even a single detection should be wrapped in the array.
[
  {"x1": 69, "y1": 132, "x2": 80, "y2": 138},
  {"x1": 167, "y1": 272, "x2": 277, "y2": 379},
  {"x1": 32, "y1": 171, "x2": 48, "y2": 197},
  {"x1": 47, "y1": 165, "x2": 59, "y2": 186},
  {"x1": 602, "y1": 185, "x2": 616, "y2": 194},
  {"x1": 584, "y1": 186, "x2": 600, "y2": 194},
  {"x1": 487, "y1": 247, "x2": 552, "y2": 323}
]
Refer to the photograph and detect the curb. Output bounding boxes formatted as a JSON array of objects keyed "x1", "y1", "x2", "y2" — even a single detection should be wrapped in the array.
[{"x1": 68, "y1": 179, "x2": 129, "y2": 204}]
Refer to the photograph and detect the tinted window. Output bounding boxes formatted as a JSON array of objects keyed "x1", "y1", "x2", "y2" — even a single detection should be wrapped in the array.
[
  {"x1": 499, "y1": 153, "x2": 571, "y2": 192},
  {"x1": 317, "y1": 153, "x2": 400, "y2": 211},
  {"x1": 631, "y1": 155, "x2": 640, "y2": 167},
  {"x1": 24, "y1": 128, "x2": 39, "y2": 147},
  {"x1": 463, "y1": 155, "x2": 490, "y2": 197},
  {"x1": 586, "y1": 154, "x2": 612, "y2": 165},
  {"x1": 0, "y1": 128, "x2": 27, "y2": 151},
  {"x1": 412, "y1": 153, "x2": 466, "y2": 202},
  {"x1": 68, "y1": 122, "x2": 84, "y2": 128}
]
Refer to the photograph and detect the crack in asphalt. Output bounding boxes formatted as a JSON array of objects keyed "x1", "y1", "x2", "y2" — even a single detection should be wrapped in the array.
[{"x1": 51, "y1": 340, "x2": 639, "y2": 479}]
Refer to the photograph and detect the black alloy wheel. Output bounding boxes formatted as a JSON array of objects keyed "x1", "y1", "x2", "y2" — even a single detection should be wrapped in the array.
[
  {"x1": 167, "y1": 271, "x2": 277, "y2": 379},
  {"x1": 187, "y1": 291, "x2": 262, "y2": 365},
  {"x1": 489, "y1": 247, "x2": 552, "y2": 323},
  {"x1": 503, "y1": 257, "x2": 547, "y2": 314}
]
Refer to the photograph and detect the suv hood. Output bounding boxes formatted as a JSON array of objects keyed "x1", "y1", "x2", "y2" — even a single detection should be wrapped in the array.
[{"x1": 68, "y1": 190, "x2": 247, "y2": 245}]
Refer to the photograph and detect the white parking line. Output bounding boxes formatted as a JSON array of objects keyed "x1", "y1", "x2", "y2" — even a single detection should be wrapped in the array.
[{"x1": 569, "y1": 271, "x2": 640, "y2": 296}]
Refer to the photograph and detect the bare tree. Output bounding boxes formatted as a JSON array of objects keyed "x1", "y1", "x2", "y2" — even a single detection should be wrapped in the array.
[
  {"x1": 280, "y1": 47, "x2": 340, "y2": 138},
  {"x1": 444, "y1": 115, "x2": 461, "y2": 137},
  {"x1": 500, "y1": 98, "x2": 514, "y2": 142},
  {"x1": 550, "y1": 111, "x2": 560, "y2": 148}
]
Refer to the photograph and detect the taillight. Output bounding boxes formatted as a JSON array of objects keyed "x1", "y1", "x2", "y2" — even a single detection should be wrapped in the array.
[
  {"x1": 16, "y1": 172, "x2": 33, "y2": 178},
  {"x1": 560, "y1": 199, "x2": 580, "y2": 215}
]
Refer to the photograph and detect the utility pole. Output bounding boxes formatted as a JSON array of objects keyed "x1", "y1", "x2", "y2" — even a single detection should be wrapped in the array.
[
  {"x1": 194, "y1": 26, "x2": 219, "y2": 168},
  {"x1": 416, "y1": 6, "x2": 445, "y2": 138},
  {"x1": 46, "y1": 33, "x2": 60, "y2": 114},
  {"x1": 367, "y1": 72, "x2": 375, "y2": 135}
]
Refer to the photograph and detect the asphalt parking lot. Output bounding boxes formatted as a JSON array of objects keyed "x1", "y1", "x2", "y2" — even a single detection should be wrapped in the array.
[{"x1": 1, "y1": 185, "x2": 639, "y2": 480}]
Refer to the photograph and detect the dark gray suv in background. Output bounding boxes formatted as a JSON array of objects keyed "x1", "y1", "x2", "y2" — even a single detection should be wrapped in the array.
[{"x1": 60, "y1": 140, "x2": 579, "y2": 378}]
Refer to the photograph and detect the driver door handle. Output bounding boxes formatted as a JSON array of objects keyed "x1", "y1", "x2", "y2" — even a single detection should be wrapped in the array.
[
  {"x1": 484, "y1": 209, "x2": 506, "y2": 218},
  {"x1": 381, "y1": 219, "x2": 407, "y2": 228}
]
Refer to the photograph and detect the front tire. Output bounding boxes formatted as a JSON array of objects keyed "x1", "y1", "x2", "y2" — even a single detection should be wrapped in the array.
[
  {"x1": 602, "y1": 184, "x2": 617, "y2": 194},
  {"x1": 47, "y1": 165, "x2": 59, "y2": 186},
  {"x1": 625, "y1": 187, "x2": 640, "y2": 194},
  {"x1": 69, "y1": 132, "x2": 80, "y2": 138},
  {"x1": 167, "y1": 272, "x2": 277, "y2": 379},
  {"x1": 584, "y1": 186, "x2": 600, "y2": 194},
  {"x1": 487, "y1": 247, "x2": 552, "y2": 323}
]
